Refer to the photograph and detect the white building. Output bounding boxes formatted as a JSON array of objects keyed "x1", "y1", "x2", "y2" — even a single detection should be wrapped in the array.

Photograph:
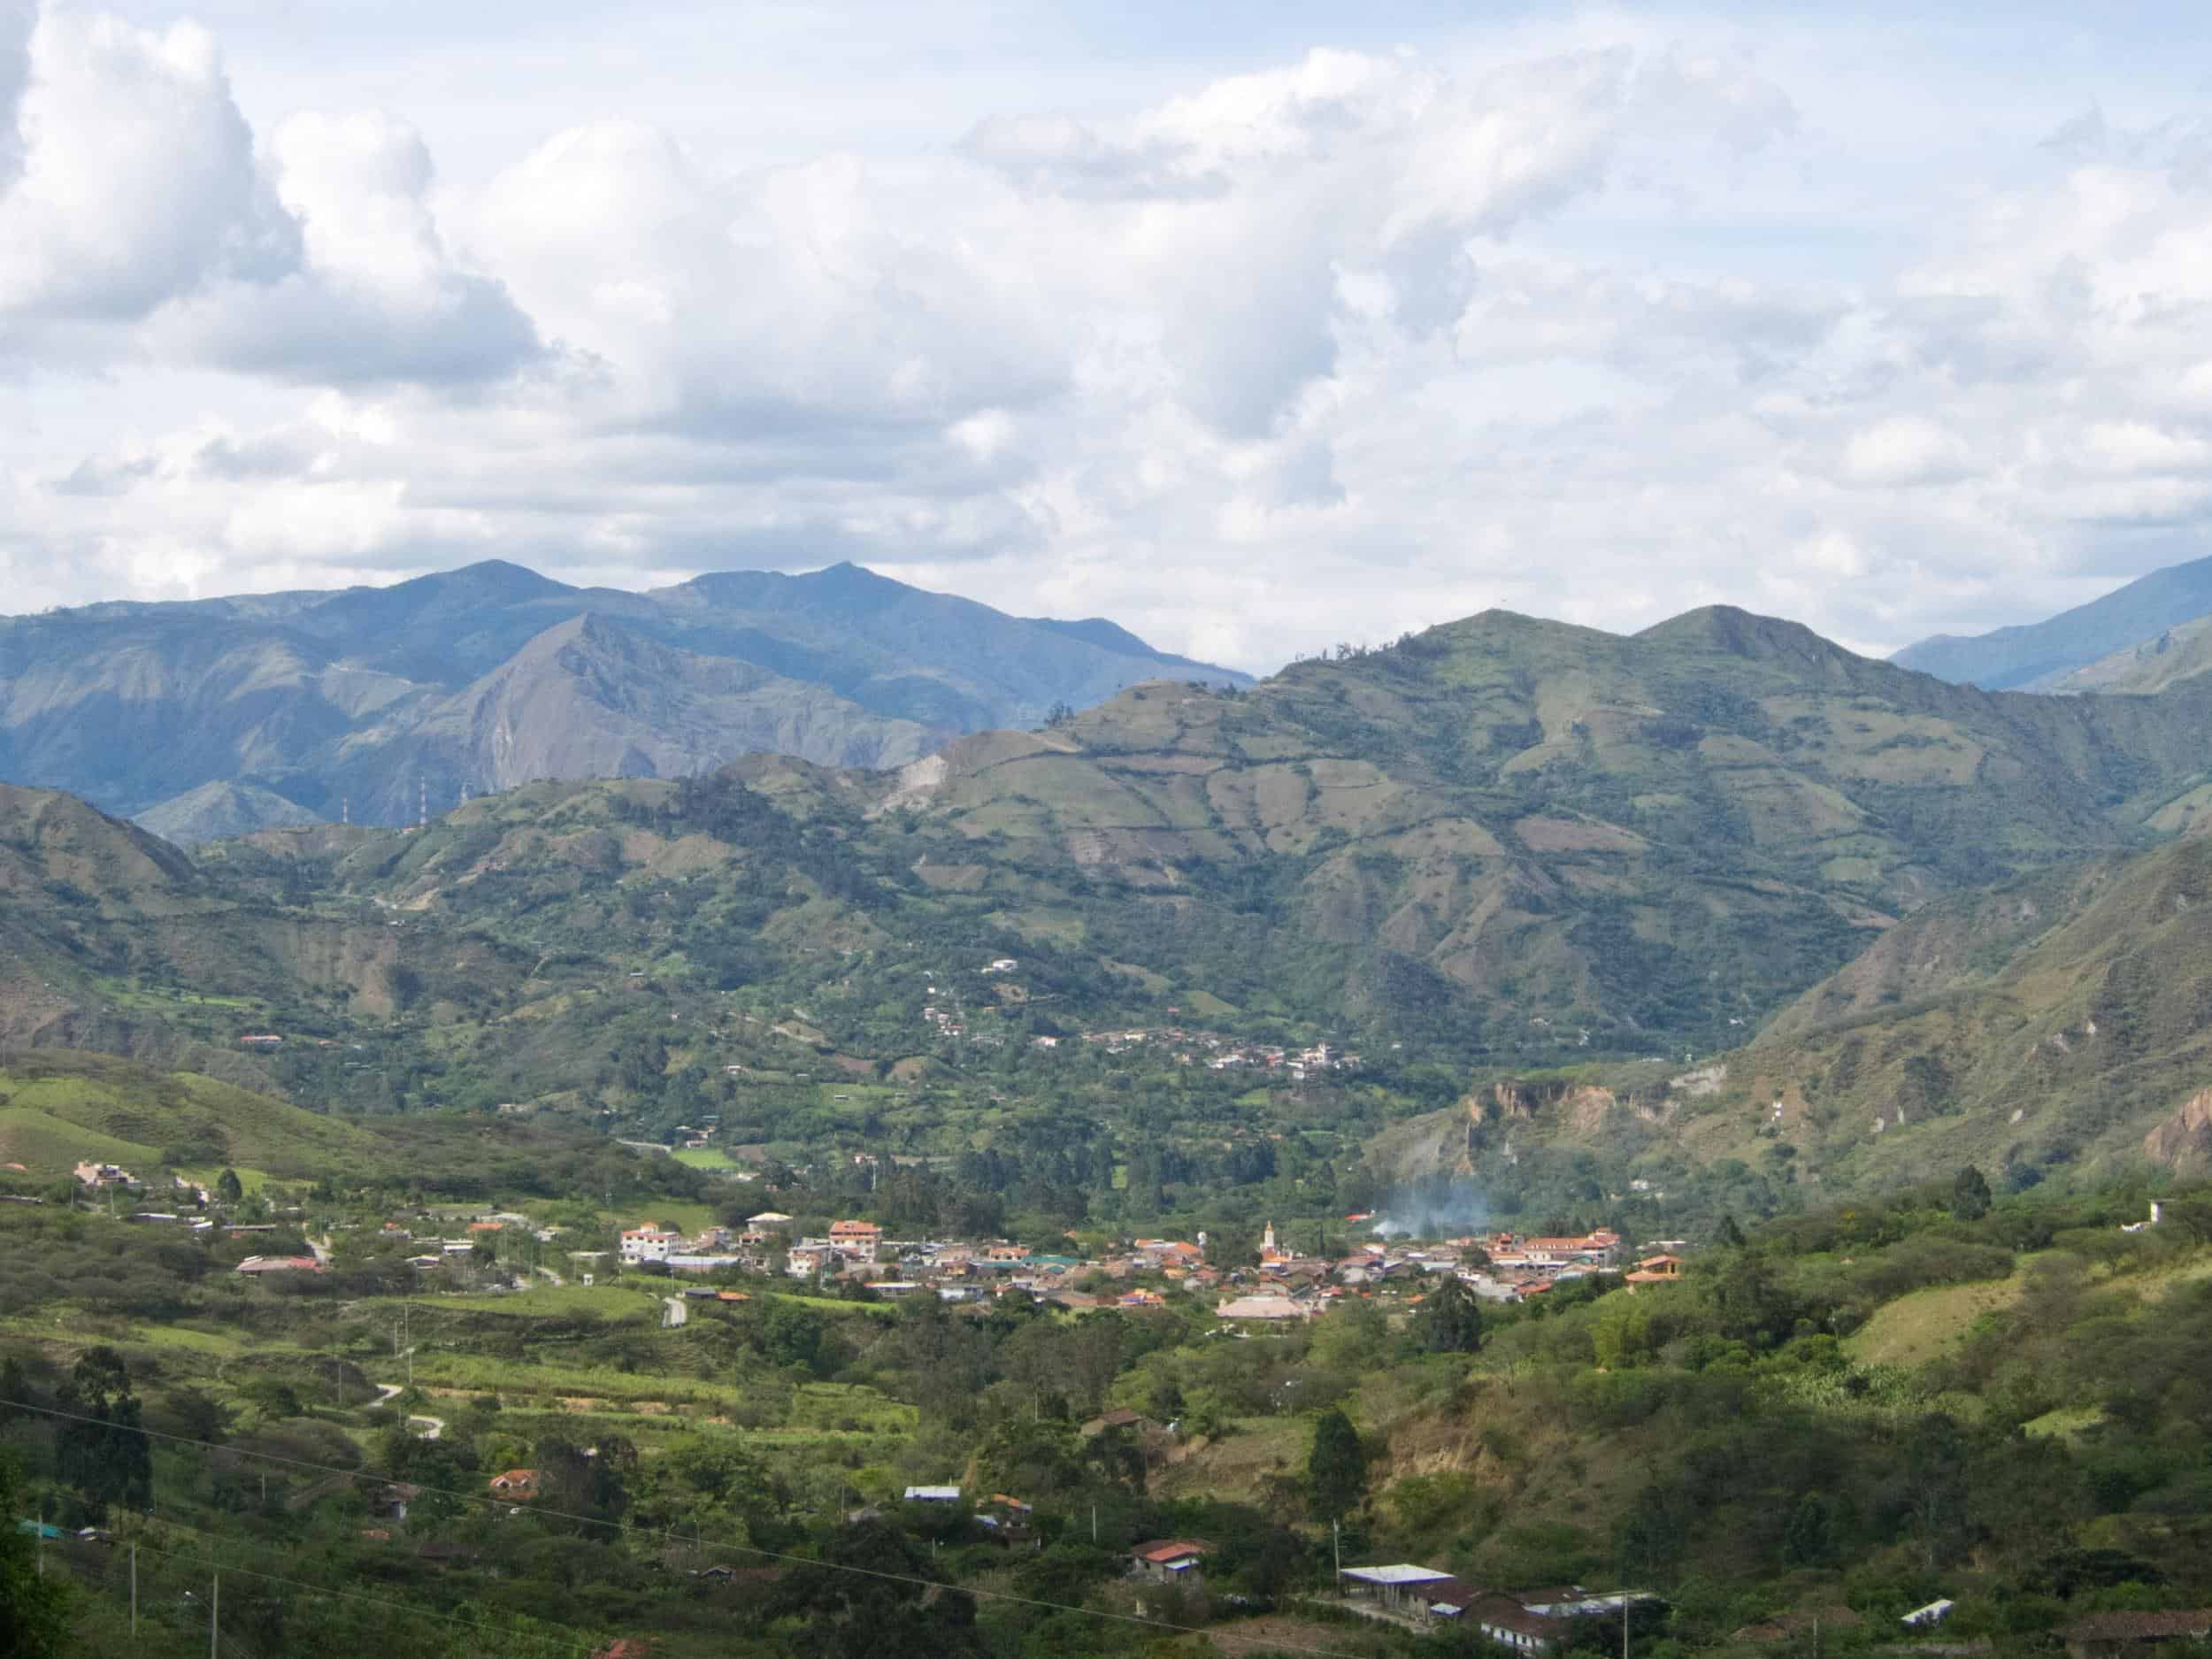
[{"x1": 619, "y1": 1224, "x2": 680, "y2": 1265}]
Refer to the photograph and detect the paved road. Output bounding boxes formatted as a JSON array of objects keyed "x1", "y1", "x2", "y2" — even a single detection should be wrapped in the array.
[
  {"x1": 373, "y1": 1382, "x2": 445, "y2": 1440},
  {"x1": 663, "y1": 1295, "x2": 687, "y2": 1328},
  {"x1": 535, "y1": 1264, "x2": 565, "y2": 1287}
]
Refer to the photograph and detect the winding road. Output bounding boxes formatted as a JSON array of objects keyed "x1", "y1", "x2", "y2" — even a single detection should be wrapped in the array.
[
  {"x1": 662, "y1": 1295, "x2": 687, "y2": 1328},
  {"x1": 372, "y1": 1382, "x2": 445, "y2": 1440}
]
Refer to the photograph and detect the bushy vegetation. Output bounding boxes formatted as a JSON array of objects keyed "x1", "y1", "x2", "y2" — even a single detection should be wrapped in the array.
[{"x1": 0, "y1": 1167, "x2": 2204, "y2": 1656}]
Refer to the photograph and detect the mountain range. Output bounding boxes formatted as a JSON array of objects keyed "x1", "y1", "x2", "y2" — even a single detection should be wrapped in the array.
[
  {"x1": 6, "y1": 573, "x2": 2212, "y2": 1202},
  {"x1": 1893, "y1": 549, "x2": 2212, "y2": 691},
  {"x1": 0, "y1": 559, "x2": 1248, "y2": 841}
]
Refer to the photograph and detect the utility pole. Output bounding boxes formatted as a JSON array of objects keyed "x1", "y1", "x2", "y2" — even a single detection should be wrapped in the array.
[
  {"x1": 1332, "y1": 1519, "x2": 1340, "y2": 1586},
  {"x1": 211, "y1": 1568, "x2": 219, "y2": 1659},
  {"x1": 1623, "y1": 1594, "x2": 1630, "y2": 1659},
  {"x1": 35, "y1": 1497, "x2": 43, "y2": 1578},
  {"x1": 130, "y1": 1544, "x2": 137, "y2": 1636}
]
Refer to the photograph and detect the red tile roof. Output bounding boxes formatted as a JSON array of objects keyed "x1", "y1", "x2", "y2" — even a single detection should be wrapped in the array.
[{"x1": 1133, "y1": 1540, "x2": 1211, "y2": 1564}]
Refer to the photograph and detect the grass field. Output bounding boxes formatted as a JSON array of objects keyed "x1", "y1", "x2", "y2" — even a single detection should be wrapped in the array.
[
  {"x1": 1843, "y1": 1274, "x2": 2025, "y2": 1370},
  {"x1": 430, "y1": 1284, "x2": 664, "y2": 1319},
  {"x1": 672, "y1": 1148, "x2": 741, "y2": 1171},
  {"x1": 0, "y1": 1106, "x2": 160, "y2": 1177},
  {"x1": 0, "y1": 1058, "x2": 381, "y2": 1179}
]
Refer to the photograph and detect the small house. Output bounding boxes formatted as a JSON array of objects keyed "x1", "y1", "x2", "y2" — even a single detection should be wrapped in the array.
[{"x1": 1131, "y1": 1540, "x2": 1210, "y2": 1585}]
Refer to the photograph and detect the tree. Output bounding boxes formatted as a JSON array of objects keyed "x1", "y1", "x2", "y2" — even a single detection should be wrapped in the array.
[
  {"x1": 1899, "y1": 1413, "x2": 1971, "y2": 1571},
  {"x1": 1717, "y1": 1213, "x2": 1746, "y2": 1248},
  {"x1": 56, "y1": 1348, "x2": 151, "y2": 1519},
  {"x1": 772, "y1": 1518, "x2": 982, "y2": 1659},
  {"x1": 1306, "y1": 1408, "x2": 1368, "y2": 1524},
  {"x1": 0, "y1": 1454, "x2": 71, "y2": 1655},
  {"x1": 216, "y1": 1168, "x2": 244, "y2": 1205},
  {"x1": 1044, "y1": 702, "x2": 1077, "y2": 729},
  {"x1": 1417, "y1": 1274, "x2": 1485, "y2": 1355},
  {"x1": 1783, "y1": 1494, "x2": 1833, "y2": 1565},
  {"x1": 0, "y1": 1356, "x2": 37, "y2": 1422},
  {"x1": 533, "y1": 1432, "x2": 634, "y2": 1535},
  {"x1": 1950, "y1": 1165, "x2": 1992, "y2": 1223}
]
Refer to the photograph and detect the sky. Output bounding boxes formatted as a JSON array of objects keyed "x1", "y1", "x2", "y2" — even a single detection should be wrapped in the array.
[{"x1": 7, "y1": 3, "x2": 2212, "y2": 671}]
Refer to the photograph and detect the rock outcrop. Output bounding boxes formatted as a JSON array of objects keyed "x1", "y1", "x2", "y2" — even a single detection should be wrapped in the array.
[{"x1": 2144, "y1": 1088, "x2": 2212, "y2": 1167}]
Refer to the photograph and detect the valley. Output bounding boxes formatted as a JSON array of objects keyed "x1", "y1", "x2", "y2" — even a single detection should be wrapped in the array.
[{"x1": 4, "y1": 577, "x2": 2212, "y2": 1658}]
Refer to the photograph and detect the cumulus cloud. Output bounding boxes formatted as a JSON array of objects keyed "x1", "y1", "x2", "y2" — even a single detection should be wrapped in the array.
[
  {"x1": 11, "y1": 6, "x2": 2212, "y2": 671},
  {"x1": 155, "y1": 111, "x2": 541, "y2": 384},
  {"x1": 0, "y1": 11, "x2": 291, "y2": 318},
  {"x1": 0, "y1": 6, "x2": 533, "y2": 386},
  {"x1": 1841, "y1": 417, "x2": 1972, "y2": 488}
]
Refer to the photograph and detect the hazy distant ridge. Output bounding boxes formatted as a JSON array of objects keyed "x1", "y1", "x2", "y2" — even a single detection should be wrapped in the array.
[{"x1": 0, "y1": 560, "x2": 1250, "y2": 839}]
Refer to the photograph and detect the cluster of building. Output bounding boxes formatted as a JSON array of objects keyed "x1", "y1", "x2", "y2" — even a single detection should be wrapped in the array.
[
  {"x1": 593, "y1": 1210, "x2": 1690, "y2": 1326},
  {"x1": 1337, "y1": 1568, "x2": 1658, "y2": 1647},
  {"x1": 1044, "y1": 1025, "x2": 1362, "y2": 1078}
]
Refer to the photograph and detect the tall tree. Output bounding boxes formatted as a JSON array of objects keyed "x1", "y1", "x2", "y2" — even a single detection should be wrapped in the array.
[
  {"x1": 1900, "y1": 1412, "x2": 1971, "y2": 1571},
  {"x1": 1950, "y1": 1165, "x2": 1993, "y2": 1222},
  {"x1": 1307, "y1": 1409, "x2": 1368, "y2": 1524},
  {"x1": 1417, "y1": 1275, "x2": 1485, "y2": 1355},
  {"x1": 56, "y1": 1348, "x2": 151, "y2": 1519},
  {"x1": 772, "y1": 1518, "x2": 982, "y2": 1659}
]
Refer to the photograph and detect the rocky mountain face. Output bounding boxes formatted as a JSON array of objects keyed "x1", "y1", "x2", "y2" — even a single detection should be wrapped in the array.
[
  {"x1": 1893, "y1": 550, "x2": 2212, "y2": 690},
  {"x1": 0, "y1": 560, "x2": 1248, "y2": 841},
  {"x1": 2146, "y1": 1089, "x2": 2212, "y2": 1168}
]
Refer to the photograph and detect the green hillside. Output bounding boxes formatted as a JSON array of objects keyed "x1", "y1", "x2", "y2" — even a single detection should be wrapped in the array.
[
  {"x1": 1363, "y1": 829, "x2": 2212, "y2": 1217},
  {"x1": 2043, "y1": 611, "x2": 2212, "y2": 696},
  {"x1": 10, "y1": 594, "x2": 2212, "y2": 1221},
  {"x1": 0, "y1": 1052, "x2": 381, "y2": 1179}
]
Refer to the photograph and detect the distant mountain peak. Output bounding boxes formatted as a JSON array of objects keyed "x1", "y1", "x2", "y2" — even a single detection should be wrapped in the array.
[
  {"x1": 0, "y1": 558, "x2": 1252, "y2": 824},
  {"x1": 1893, "y1": 550, "x2": 2212, "y2": 690}
]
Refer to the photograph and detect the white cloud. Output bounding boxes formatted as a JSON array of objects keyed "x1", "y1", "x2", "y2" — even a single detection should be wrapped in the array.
[
  {"x1": 0, "y1": 11, "x2": 291, "y2": 318},
  {"x1": 153, "y1": 110, "x2": 540, "y2": 384},
  {"x1": 0, "y1": 1, "x2": 29, "y2": 190},
  {"x1": 10, "y1": 4, "x2": 2212, "y2": 672},
  {"x1": 1841, "y1": 417, "x2": 1972, "y2": 488}
]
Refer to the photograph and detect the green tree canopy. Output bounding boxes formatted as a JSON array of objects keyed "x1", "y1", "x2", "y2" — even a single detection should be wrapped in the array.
[
  {"x1": 1951, "y1": 1164, "x2": 1993, "y2": 1222},
  {"x1": 1306, "y1": 1407, "x2": 1368, "y2": 1524},
  {"x1": 1417, "y1": 1273, "x2": 1485, "y2": 1355},
  {"x1": 56, "y1": 1347, "x2": 151, "y2": 1519}
]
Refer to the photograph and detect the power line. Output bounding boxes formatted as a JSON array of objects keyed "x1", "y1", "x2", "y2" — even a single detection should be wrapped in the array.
[
  {"x1": 3, "y1": 1394, "x2": 1377, "y2": 1657},
  {"x1": 83, "y1": 1530, "x2": 597, "y2": 1656}
]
